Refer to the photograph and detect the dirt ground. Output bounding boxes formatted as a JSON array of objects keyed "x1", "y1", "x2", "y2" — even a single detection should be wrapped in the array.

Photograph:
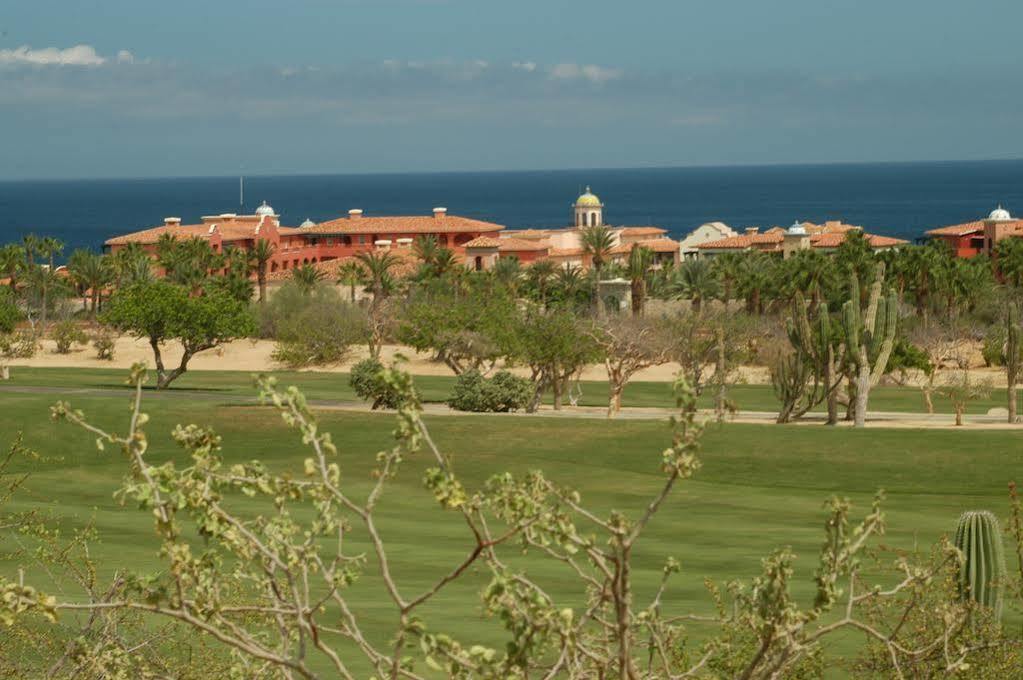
[{"x1": 5, "y1": 335, "x2": 1011, "y2": 388}]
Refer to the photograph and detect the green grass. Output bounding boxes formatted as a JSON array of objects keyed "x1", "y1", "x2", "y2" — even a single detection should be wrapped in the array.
[
  {"x1": 4, "y1": 364, "x2": 1014, "y2": 414},
  {"x1": 1, "y1": 368, "x2": 1021, "y2": 675}
]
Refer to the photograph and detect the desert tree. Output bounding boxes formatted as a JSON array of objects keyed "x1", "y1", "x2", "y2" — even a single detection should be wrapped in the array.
[
  {"x1": 589, "y1": 315, "x2": 672, "y2": 417},
  {"x1": 843, "y1": 264, "x2": 898, "y2": 427},
  {"x1": 103, "y1": 281, "x2": 255, "y2": 388}
]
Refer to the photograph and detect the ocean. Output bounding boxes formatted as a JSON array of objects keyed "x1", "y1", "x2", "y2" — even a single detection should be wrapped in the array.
[{"x1": 2, "y1": 160, "x2": 1023, "y2": 257}]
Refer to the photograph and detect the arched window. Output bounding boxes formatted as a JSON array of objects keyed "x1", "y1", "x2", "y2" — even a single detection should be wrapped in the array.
[{"x1": 589, "y1": 212, "x2": 596, "y2": 226}]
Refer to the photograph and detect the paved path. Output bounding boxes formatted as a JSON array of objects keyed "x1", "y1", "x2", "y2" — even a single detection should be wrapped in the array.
[{"x1": 3, "y1": 383, "x2": 1020, "y2": 429}]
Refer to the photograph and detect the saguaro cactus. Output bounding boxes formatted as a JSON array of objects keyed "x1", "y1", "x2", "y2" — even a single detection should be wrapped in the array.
[
  {"x1": 953, "y1": 510, "x2": 1007, "y2": 619},
  {"x1": 773, "y1": 292, "x2": 838, "y2": 423},
  {"x1": 842, "y1": 264, "x2": 897, "y2": 427},
  {"x1": 1007, "y1": 301, "x2": 1020, "y2": 423}
]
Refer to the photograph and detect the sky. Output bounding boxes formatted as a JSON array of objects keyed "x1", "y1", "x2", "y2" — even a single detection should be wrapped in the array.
[{"x1": 1, "y1": 0, "x2": 1022, "y2": 180}]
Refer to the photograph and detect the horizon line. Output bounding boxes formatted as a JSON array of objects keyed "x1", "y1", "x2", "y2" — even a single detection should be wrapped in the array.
[{"x1": 3, "y1": 155, "x2": 1023, "y2": 184}]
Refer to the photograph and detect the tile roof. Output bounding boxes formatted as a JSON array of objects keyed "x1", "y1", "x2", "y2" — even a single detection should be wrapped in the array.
[
  {"x1": 697, "y1": 233, "x2": 784, "y2": 249},
  {"x1": 697, "y1": 228, "x2": 906, "y2": 251},
  {"x1": 497, "y1": 237, "x2": 551, "y2": 252},
  {"x1": 922, "y1": 220, "x2": 1023, "y2": 238},
  {"x1": 618, "y1": 226, "x2": 668, "y2": 237},
  {"x1": 463, "y1": 236, "x2": 503, "y2": 248},
  {"x1": 105, "y1": 217, "x2": 278, "y2": 245},
  {"x1": 547, "y1": 247, "x2": 585, "y2": 258},
  {"x1": 610, "y1": 238, "x2": 680, "y2": 254},
  {"x1": 303, "y1": 214, "x2": 504, "y2": 235},
  {"x1": 811, "y1": 233, "x2": 908, "y2": 248}
]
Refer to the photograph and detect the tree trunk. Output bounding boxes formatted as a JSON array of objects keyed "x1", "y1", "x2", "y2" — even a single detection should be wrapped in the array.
[
  {"x1": 1008, "y1": 363, "x2": 1018, "y2": 424},
  {"x1": 854, "y1": 364, "x2": 870, "y2": 428},
  {"x1": 552, "y1": 377, "x2": 563, "y2": 410},
  {"x1": 258, "y1": 270, "x2": 267, "y2": 303},
  {"x1": 825, "y1": 350, "x2": 838, "y2": 425},
  {"x1": 955, "y1": 406, "x2": 964, "y2": 427}
]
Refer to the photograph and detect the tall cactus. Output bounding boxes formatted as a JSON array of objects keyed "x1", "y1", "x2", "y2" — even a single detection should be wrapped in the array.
[
  {"x1": 842, "y1": 263, "x2": 898, "y2": 427},
  {"x1": 773, "y1": 292, "x2": 838, "y2": 423},
  {"x1": 953, "y1": 510, "x2": 1007, "y2": 619},
  {"x1": 1007, "y1": 301, "x2": 1020, "y2": 423}
]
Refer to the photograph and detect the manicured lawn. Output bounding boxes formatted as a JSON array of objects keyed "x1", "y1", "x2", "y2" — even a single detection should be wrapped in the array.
[
  {"x1": 4, "y1": 364, "x2": 1015, "y2": 414},
  {"x1": 1, "y1": 368, "x2": 1021, "y2": 675}
]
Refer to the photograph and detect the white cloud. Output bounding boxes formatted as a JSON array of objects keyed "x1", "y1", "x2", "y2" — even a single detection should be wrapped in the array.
[
  {"x1": 512, "y1": 61, "x2": 537, "y2": 73},
  {"x1": 0, "y1": 44, "x2": 109, "y2": 67},
  {"x1": 116, "y1": 50, "x2": 135, "y2": 64},
  {"x1": 548, "y1": 63, "x2": 623, "y2": 84}
]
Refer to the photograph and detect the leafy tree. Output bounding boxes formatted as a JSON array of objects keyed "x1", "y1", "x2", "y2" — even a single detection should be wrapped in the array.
[
  {"x1": 940, "y1": 369, "x2": 991, "y2": 426},
  {"x1": 103, "y1": 281, "x2": 255, "y2": 388},
  {"x1": 514, "y1": 304, "x2": 600, "y2": 410}
]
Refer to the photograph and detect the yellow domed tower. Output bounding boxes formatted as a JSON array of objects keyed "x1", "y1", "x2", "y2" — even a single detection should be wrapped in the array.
[{"x1": 573, "y1": 186, "x2": 603, "y2": 227}]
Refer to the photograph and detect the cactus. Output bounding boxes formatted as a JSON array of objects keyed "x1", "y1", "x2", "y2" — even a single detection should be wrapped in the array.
[
  {"x1": 1007, "y1": 301, "x2": 1020, "y2": 423},
  {"x1": 842, "y1": 263, "x2": 898, "y2": 427},
  {"x1": 953, "y1": 510, "x2": 1007, "y2": 619},
  {"x1": 773, "y1": 292, "x2": 839, "y2": 423}
]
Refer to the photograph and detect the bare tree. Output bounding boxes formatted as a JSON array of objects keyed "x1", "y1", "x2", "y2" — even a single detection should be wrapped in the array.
[{"x1": 589, "y1": 316, "x2": 672, "y2": 417}]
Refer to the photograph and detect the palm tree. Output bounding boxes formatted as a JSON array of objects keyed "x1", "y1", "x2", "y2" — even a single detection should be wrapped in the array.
[
  {"x1": 554, "y1": 264, "x2": 585, "y2": 309},
  {"x1": 782, "y1": 248, "x2": 833, "y2": 307},
  {"x1": 23, "y1": 265, "x2": 67, "y2": 328},
  {"x1": 430, "y1": 248, "x2": 458, "y2": 279},
  {"x1": 710, "y1": 252, "x2": 744, "y2": 304},
  {"x1": 291, "y1": 264, "x2": 325, "y2": 294},
  {"x1": 670, "y1": 258, "x2": 720, "y2": 314},
  {"x1": 579, "y1": 225, "x2": 616, "y2": 278},
  {"x1": 626, "y1": 245, "x2": 653, "y2": 316},
  {"x1": 0, "y1": 244, "x2": 25, "y2": 293},
  {"x1": 67, "y1": 249, "x2": 111, "y2": 315},
  {"x1": 413, "y1": 235, "x2": 440, "y2": 267},
  {"x1": 39, "y1": 236, "x2": 64, "y2": 270},
  {"x1": 996, "y1": 237, "x2": 1023, "y2": 289},
  {"x1": 492, "y1": 256, "x2": 522, "y2": 292},
  {"x1": 111, "y1": 243, "x2": 153, "y2": 287},
  {"x1": 250, "y1": 239, "x2": 276, "y2": 303},
  {"x1": 21, "y1": 234, "x2": 40, "y2": 268},
  {"x1": 355, "y1": 250, "x2": 401, "y2": 305},
  {"x1": 337, "y1": 260, "x2": 364, "y2": 303},
  {"x1": 526, "y1": 260, "x2": 557, "y2": 307}
]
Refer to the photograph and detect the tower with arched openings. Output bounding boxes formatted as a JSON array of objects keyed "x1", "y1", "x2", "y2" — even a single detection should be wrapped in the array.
[{"x1": 573, "y1": 186, "x2": 603, "y2": 227}]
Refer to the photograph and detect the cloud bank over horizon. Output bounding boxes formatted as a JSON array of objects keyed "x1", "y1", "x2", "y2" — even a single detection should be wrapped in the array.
[{"x1": 1, "y1": 40, "x2": 1021, "y2": 180}]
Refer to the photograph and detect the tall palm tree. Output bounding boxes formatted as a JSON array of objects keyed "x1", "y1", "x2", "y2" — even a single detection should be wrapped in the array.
[
  {"x1": 23, "y1": 265, "x2": 66, "y2": 328},
  {"x1": 39, "y1": 236, "x2": 64, "y2": 270},
  {"x1": 250, "y1": 239, "x2": 276, "y2": 303},
  {"x1": 355, "y1": 250, "x2": 401, "y2": 305},
  {"x1": 554, "y1": 264, "x2": 585, "y2": 309},
  {"x1": 291, "y1": 264, "x2": 325, "y2": 294},
  {"x1": 783, "y1": 248, "x2": 833, "y2": 307},
  {"x1": 337, "y1": 260, "x2": 364, "y2": 303},
  {"x1": 626, "y1": 244, "x2": 653, "y2": 317},
  {"x1": 670, "y1": 258, "x2": 720, "y2": 314},
  {"x1": 413, "y1": 234, "x2": 440, "y2": 267},
  {"x1": 996, "y1": 237, "x2": 1023, "y2": 289},
  {"x1": 736, "y1": 252, "x2": 774, "y2": 315},
  {"x1": 579, "y1": 225, "x2": 616, "y2": 278},
  {"x1": 21, "y1": 234, "x2": 40, "y2": 268},
  {"x1": 67, "y1": 249, "x2": 112, "y2": 315},
  {"x1": 710, "y1": 252, "x2": 744, "y2": 303},
  {"x1": 111, "y1": 243, "x2": 153, "y2": 287}
]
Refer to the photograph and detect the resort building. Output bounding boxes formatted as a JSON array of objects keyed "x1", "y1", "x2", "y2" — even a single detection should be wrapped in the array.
[
  {"x1": 925, "y1": 206, "x2": 1023, "y2": 258},
  {"x1": 678, "y1": 222, "x2": 738, "y2": 257},
  {"x1": 104, "y1": 201, "x2": 505, "y2": 275},
  {"x1": 466, "y1": 187, "x2": 680, "y2": 271},
  {"x1": 694, "y1": 220, "x2": 907, "y2": 257}
]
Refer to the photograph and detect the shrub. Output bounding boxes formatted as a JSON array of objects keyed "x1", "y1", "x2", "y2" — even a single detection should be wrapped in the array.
[
  {"x1": 982, "y1": 325, "x2": 1005, "y2": 367},
  {"x1": 93, "y1": 328, "x2": 116, "y2": 361},
  {"x1": 349, "y1": 358, "x2": 409, "y2": 409},
  {"x1": 260, "y1": 281, "x2": 368, "y2": 368},
  {"x1": 447, "y1": 369, "x2": 533, "y2": 412},
  {"x1": 0, "y1": 330, "x2": 38, "y2": 358},
  {"x1": 52, "y1": 320, "x2": 89, "y2": 354}
]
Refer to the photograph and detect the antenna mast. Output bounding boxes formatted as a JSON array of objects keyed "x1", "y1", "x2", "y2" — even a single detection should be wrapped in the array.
[{"x1": 239, "y1": 176, "x2": 244, "y2": 208}]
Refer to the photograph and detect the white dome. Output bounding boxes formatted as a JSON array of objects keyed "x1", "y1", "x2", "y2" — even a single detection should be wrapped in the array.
[
  {"x1": 300, "y1": 218, "x2": 316, "y2": 228},
  {"x1": 787, "y1": 220, "x2": 807, "y2": 235},
  {"x1": 988, "y1": 205, "x2": 1012, "y2": 221},
  {"x1": 255, "y1": 200, "x2": 276, "y2": 217}
]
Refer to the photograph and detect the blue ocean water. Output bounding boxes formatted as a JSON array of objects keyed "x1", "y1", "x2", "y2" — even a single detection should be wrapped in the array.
[{"x1": 2, "y1": 160, "x2": 1023, "y2": 257}]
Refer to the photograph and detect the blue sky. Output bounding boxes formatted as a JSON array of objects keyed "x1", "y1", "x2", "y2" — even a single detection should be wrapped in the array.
[{"x1": 1, "y1": 0, "x2": 1021, "y2": 179}]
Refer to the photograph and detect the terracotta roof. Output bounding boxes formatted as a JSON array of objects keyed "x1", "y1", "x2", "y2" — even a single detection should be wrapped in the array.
[
  {"x1": 266, "y1": 250, "x2": 421, "y2": 282},
  {"x1": 610, "y1": 238, "x2": 680, "y2": 255},
  {"x1": 463, "y1": 236, "x2": 503, "y2": 248},
  {"x1": 547, "y1": 247, "x2": 585, "y2": 258},
  {"x1": 303, "y1": 214, "x2": 504, "y2": 235},
  {"x1": 497, "y1": 237, "x2": 551, "y2": 252},
  {"x1": 922, "y1": 220, "x2": 1023, "y2": 238},
  {"x1": 618, "y1": 226, "x2": 667, "y2": 237},
  {"x1": 105, "y1": 217, "x2": 278, "y2": 246},
  {"x1": 697, "y1": 233, "x2": 784, "y2": 250},
  {"x1": 811, "y1": 233, "x2": 907, "y2": 248}
]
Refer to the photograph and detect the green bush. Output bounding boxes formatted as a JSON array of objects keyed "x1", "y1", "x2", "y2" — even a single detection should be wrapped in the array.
[
  {"x1": 982, "y1": 326, "x2": 1005, "y2": 367},
  {"x1": 0, "y1": 330, "x2": 38, "y2": 358},
  {"x1": 261, "y1": 281, "x2": 367, "y2": 368},
  {"x1": 447, "y1": 369, "x2": 533, "y2": 412},
  {"x1": 93, "y1": 328, "x2": 116, "y2": 361},
  {"x1": 51, "y1": 321, "x2": 88, "y2": 354},
  {"x1": 349, "y1": 358, "x2": 409, "y2": 409}
]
